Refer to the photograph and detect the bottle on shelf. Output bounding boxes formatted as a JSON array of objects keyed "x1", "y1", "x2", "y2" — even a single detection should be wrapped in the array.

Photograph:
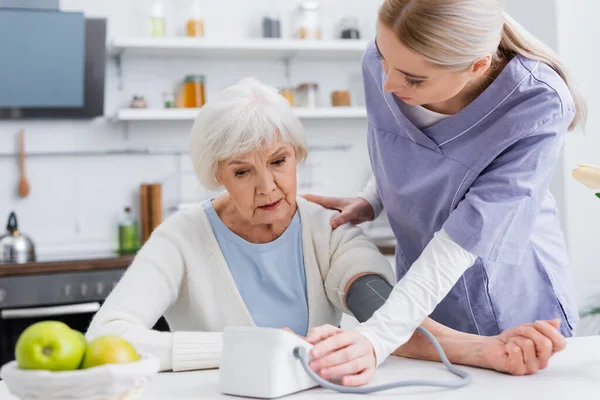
[
  {"x1": 295, "y1": 1, "x2": 322, "y2": 40},
  {"x1": 186, "y1": 0, "x2": 205, "y2": 37},
  {"x1": 262, "y1": 11, "x2": 281, "y2": 38},
  {"x1": 149, "y1": 0, "x2": 167, "y2": 37},
  {"x1": 118, "y1": 207, "x2": 140, "y2": 255}
]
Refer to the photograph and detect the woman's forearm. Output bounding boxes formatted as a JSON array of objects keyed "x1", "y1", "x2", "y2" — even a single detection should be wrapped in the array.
[
  {"x1": 393, "y1": 317, "x2": 488, "y2": 369},
  {"x1": 87, "y1": 315, "x2": 223, "y2": 372}
]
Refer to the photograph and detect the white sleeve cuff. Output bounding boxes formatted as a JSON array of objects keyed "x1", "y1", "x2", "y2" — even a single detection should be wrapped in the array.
[
  {"x1": 355, "y1": 229, "x2": 477, "y2": 366},
  {"x1": 357, "y1": 176, "x2": 384, "y2": 218}
]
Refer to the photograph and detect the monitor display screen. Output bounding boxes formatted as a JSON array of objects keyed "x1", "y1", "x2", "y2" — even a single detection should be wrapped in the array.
[{"x1": 0, "y1": 9, "x2": 85, "y2": 108}]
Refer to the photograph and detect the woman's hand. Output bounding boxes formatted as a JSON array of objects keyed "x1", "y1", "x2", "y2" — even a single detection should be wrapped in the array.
[
  {"x1": 481, "y1": 319, "x2": 567, "y2": 376},
  {"x1": 301, "y1": 195, "x2": 375, "y2": 229},
  {"x1": 302, "y1": 325, "x2": 376, "y2": 386}
]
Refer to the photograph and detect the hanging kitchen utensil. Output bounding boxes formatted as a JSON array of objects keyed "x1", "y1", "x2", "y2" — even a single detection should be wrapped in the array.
[
  {"x1": 0, "y1": 211, "x2": 36, "y2": 264},
  {"x1": 18, "y1": 129, "x2": 31, "y2": 198}
]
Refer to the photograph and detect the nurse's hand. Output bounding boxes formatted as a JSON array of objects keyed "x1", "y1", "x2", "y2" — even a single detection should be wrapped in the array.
[
  {"x1": 301, "y1": 195, "x2": 374, "y2": 229},
  {"x1": 303, "y1": 325, "x2": 376, "y2": 386},
  {"x1": 483, "y1": 319, "x2": 567, "y2": 376}
]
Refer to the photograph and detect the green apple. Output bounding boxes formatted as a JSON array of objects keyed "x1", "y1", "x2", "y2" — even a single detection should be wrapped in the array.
[
  {"x1": 74, "y1": 330, "x2": 88, "y2": 349},
  {"x1": 81, "y1": 335, "x2": 140, "y2": 369},
  {"x1": 73, "y1": 330, "x2": 88, "y2": 368},
  {"x1": 15, "y1": 321, "x2": 86, "y2": 371}
]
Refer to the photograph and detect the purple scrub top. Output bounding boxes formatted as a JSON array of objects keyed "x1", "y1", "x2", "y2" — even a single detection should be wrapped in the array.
[{"x1": 363, "y1": 41, "x2": 579, "y2": 337}]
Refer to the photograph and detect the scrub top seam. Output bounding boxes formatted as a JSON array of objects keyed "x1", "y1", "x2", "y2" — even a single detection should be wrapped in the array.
[
  {"x1": 517, "y1": 57, "x2": 566, "y2": 115},
  {"x1": 461, "y1": 275, "x2": 481, "y2": 335},
  {"x1": 449, "y1": 170, "x2": 471, "y2": 216},
  {"x1": 369, "y1": 123, "x2": 475, "y2": 172},
  {"x1": 438, "y1": 61, "x2": 540, "y2": 148},
  {"x1": 381, "y1": 85, "x2": 416, "y2": 143}
]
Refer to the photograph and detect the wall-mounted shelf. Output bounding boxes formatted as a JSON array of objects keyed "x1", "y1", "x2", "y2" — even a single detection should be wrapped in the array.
[
  {"x1": 110, "y1": 37, "x2": 370, "y2": 60},
  {"x1": 114, "y1": 107, "x2": 367, "y2": 122}
]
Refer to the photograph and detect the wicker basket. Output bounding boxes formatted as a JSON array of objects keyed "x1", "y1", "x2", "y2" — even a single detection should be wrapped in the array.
[{"x1": 0, "y1": 353, "x2": 160, "y2": 400}]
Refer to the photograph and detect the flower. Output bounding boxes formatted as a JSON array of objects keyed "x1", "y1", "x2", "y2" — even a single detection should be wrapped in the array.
[{"x1": 573, "y1": 164, "x2": 600, "y2": 190}]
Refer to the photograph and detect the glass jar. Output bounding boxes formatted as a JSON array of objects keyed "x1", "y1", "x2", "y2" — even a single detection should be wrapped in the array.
[
  {"x1": 279, "y1": 87, "x2": 294, "y2": 106},
  {"x1": 186, "y1": 0, "x2": 204, "y2": 37},
  {"x1": 339, "y1": 17, "x2": 360, "y2": 39},
  {"x1": 331, "y1": 90, "x2": 351, "y2": 107},
  {"x1": 148, "y1": 0, "x2": 166, "y2": 37},
  {"x1": 296, "y1": 83, "x2": 319, "y2": 108},
  {"x1": 181, "y1": 75, "x2": 205, "y2": 108},
  {"x1": 295, "y1": 1, "x2": 321, "y2": 40},
  {"x1": 263, "y1": 12, "x2": 282, "y2": 38}
]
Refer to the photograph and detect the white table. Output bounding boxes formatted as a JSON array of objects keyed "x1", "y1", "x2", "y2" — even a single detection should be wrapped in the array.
[{"x1": 2, "y1": 336, "x2": 599, "y2": 399}]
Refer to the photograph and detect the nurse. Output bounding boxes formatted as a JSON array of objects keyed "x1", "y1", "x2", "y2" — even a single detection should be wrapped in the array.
[{"x1": 304, "y1": 0, "x2": 586, "y2": 386}]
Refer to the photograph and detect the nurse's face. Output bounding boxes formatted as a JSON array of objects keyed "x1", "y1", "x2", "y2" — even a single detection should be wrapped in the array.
[{"x1": 375, "y1": 23, "x2": 491, "y2": 110}]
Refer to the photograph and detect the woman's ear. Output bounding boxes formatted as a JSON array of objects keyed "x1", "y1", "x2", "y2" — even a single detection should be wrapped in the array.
[{"x1": 471, "y1": 55, "x2": 492, "y2": 77}]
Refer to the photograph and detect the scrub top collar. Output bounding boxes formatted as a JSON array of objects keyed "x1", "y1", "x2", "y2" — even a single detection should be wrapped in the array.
[{"x1": 380, "y1": 54, "x2": 540, "y2": 152}]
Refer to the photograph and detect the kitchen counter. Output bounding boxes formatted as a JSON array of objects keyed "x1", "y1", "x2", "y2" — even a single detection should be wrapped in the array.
[
  {"x1": 5, "y1": 336, "x2": 596, "y2": 399},
  {"x1": 0, "y1": 254, "x2": 134, "y2": 277},
  {"x1": 137, "y1": 336, "x2": 600, "y2": 399}
]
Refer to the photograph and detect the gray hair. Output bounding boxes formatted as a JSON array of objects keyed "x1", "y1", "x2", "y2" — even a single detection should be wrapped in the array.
[{"x1": 189, "y1": 78, "x2": 308, "y2": 190}]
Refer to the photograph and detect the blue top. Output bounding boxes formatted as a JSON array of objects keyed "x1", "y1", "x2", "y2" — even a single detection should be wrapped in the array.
[
  {"x1": 202, "y1": 200, "x2": 309, "y2": 336},
  {"x1": 362, "y1": 40, "x2": 579, "y2": 337}
]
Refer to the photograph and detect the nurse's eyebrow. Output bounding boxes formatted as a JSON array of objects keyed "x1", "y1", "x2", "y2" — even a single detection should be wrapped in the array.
[{"x1": 374, "y1": 38, "x2": 429, "y2": 80}]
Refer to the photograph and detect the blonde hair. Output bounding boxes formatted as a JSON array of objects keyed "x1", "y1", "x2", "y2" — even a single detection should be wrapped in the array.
[
  {"x1": 378, "y1": 0, "x2": 586, "y2": 131},
  {"x1": 189, "y1": 78, "x2": 308, "y2": 190}
]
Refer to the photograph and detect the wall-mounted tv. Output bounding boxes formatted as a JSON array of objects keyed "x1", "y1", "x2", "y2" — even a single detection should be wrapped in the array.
[{"x1": 0, "y1": 9, "x2": 106, "y2": 119}]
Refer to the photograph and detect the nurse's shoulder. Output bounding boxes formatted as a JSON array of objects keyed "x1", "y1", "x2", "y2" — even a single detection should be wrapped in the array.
[{"x1": 514, "y1": 54, "x2": 576, "y2": 118}]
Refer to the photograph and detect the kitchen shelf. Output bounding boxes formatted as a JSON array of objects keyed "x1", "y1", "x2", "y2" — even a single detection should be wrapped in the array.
[
  {"x1": 110, "y1": 37, "x2": 370, "y2": 60},
  {"x1": 115, "y1": 107, "x2": 367, "y2": 121}
]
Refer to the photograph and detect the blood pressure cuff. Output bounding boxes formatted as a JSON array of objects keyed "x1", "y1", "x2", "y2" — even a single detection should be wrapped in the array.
[{"x1": 346, "y1": 274, "x2": 393, "y2": 323}]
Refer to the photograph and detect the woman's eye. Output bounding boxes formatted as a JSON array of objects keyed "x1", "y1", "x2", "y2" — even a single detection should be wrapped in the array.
[
  {"x1": 405, "y1": 78, "x2": 423, "y2": 88},
  {"x1": 272, "y1": 158, "x2": 286, "y2": 166},
  {"x1": 234, "y1": 170, "x2": 248, "y2": 177}
]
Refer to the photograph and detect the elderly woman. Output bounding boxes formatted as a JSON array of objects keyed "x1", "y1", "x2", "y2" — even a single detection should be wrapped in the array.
[
  {"x1": 87, "y1": 78, "x2": 564, "y2": 377},
  {"x1": 86, "y1": 78, "x2": 395, "y2": 372}
]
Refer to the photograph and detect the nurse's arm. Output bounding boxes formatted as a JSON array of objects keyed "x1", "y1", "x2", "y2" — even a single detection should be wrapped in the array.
[
  {"x1": 394, "y1": 317, "x2": 567, "y2": 375},
  {"x1": 392, "y1": 318, "x2": 488, "y2": 368}
]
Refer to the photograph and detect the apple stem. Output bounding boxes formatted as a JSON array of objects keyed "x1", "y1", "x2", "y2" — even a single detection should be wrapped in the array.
[{"x1": 43, "y1": 346, "x2": 52, "y2": 356}]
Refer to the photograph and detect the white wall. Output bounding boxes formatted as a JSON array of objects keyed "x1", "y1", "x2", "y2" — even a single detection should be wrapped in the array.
[
  {"x1": 0, "y1": 0, "x2": 384, "y2": 257},
  {"x1": 555, "y1": 0, "x2": 600, "y2": 329}
]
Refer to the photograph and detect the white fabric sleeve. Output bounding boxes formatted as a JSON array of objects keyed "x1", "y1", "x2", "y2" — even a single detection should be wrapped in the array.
[
  {"x1": 354, "y1": 228, "x2": 477, "y2": 367},
  {"x1": 357, "y1": 176, "x2": 384, "y2": 219},
  {"x1": 86, "y1": 231, "x2": 222, "y2": 372}
]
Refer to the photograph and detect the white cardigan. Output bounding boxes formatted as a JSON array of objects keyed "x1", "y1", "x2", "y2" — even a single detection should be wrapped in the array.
[{"x1": 86, "y1": 197, "x2": 395, "y2": 372}]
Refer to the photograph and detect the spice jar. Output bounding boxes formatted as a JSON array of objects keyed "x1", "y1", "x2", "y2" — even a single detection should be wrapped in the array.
[
  {"x1": 279, "y1": 87, "x2": 294, "y2": 106},
  {"x1": 339, "y1": 17, "x2": 361, "y2": 39},
  {"x1": 263, "y1": 12, "x2": 282, "y2": 38},
  {"x1": 332, "y1": 90, "x2": 351, "y2": 107},
  {"x1": 295, "y1": 1, "x2": 321, "y2": 40},
  {"x1": 296, "y1": 83, "x2": 319, "y2": 108},
  {"x1": 186, "y1": 0, "x2": 204, "y2": 37},
  {"x1": 181, "y1": 75, "x2": 205, "y2": 108},
  {"x1": 148, "y1": 0, "x2": 166, "y2": 37}
]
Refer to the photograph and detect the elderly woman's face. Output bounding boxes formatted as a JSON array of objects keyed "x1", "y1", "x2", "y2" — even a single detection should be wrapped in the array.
[{"x1": 218, "y1": 142, "x2": 297, "y2": 225}]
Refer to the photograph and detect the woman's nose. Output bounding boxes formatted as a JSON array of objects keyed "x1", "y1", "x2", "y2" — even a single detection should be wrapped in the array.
[
  {"x1": 256, "y1": 172, "x2": 277, "y2": 194},
  {"x1": 383, "y1": 72, "x2": 401, "y2": 94}
]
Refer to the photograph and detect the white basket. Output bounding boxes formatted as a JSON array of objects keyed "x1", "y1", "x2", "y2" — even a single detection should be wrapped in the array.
[{"x1": 0, "y1": 353, "x2": 160, "y2": 400}]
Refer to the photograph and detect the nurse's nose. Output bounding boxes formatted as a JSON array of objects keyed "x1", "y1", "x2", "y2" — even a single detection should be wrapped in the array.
[{"x1": 382, "y1": 72, "x2": 401, "y2": 94}]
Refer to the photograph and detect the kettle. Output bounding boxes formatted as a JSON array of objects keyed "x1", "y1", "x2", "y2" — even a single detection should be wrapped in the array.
[{"x1": 0, "y1": 212, "x2": 36, "y2": 264}]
